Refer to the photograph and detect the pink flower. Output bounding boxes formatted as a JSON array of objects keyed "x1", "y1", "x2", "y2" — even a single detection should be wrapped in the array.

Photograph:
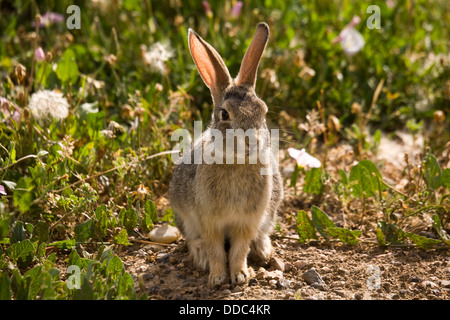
[
  {"x1": 231, "y1": 1, "x2": 243, "y2": 18},
  {"x1": 332, "y1": 16, "x2": 365, "y2": 56},
  {"x1": 0, "y1": 185, "x2": 6, "y2": 196},
  {"x1": 35, "y1": 47, "x2": 45, "y2": 62},
  {"x1": 32, "y1": 11, "x2": 64, "y2": 27},
  {"x1": 202, "y1": 1, "x2": 213, "y2": 18},
  {"x1": 0, "y1": 96, "x2": 22, "y2": 127},
  {"x1": 288, "y1": 147, "x2": 321, "y2": 169}
]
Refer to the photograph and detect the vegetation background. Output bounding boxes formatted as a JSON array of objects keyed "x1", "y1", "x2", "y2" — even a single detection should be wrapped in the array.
[{"x1": 0, "y1": 0, "x2": 448, "y2": 299}]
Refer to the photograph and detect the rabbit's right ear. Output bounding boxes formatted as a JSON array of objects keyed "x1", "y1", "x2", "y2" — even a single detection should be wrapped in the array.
[{"x1": 188, "y1": 29, "x2": 231, "y2": 105}]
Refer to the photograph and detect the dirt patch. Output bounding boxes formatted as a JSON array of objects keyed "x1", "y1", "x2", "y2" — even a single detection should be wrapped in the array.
[{"x1": 121, "y1": 229, "x2": 450, "y2": 300}]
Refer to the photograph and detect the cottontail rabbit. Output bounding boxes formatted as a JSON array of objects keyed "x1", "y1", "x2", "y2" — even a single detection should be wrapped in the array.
[{"x1": 169, "y1": 23, "x2": 283, "y2": 286}]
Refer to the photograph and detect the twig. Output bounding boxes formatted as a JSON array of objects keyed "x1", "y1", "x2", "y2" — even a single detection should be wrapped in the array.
[{"x1": 128, "y1": 238, "x2": 170, "y2": 247}]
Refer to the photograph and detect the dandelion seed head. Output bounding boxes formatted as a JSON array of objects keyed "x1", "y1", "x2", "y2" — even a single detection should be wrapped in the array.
[
  {"x1": 141, "y1": 42, "x2": 174, "y2": 75},
  {"x1": 28, "y1": 90, "x2": 69, "y2": 123}
]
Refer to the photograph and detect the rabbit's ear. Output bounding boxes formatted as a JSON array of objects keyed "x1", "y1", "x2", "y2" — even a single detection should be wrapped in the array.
[
  {"x1": 188, "y1": 29, "x2": 231, "y2": 104},
  {"x1": 236, "y1": 23, "x2": 269, "y2": 88}
]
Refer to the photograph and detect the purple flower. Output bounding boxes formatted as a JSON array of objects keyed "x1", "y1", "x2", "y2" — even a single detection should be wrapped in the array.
[
  {"x1": 231, "y1": 1, "x2": 243, "y2": 18},
  {"x1": 0, "y1": 185, "x2": 6, "y2": 196},
  {"x1": 35, "y1": 47, "x2": 45, "y2": 62},
  {"x1": 32, "y1": 11, "x2": 64, "y2": 27}
]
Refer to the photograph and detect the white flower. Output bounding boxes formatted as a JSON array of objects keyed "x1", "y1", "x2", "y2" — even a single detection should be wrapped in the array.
[
  {"x1": 141, "y1": 42, "x2": 174, "y2": 75},
  {"x1": 333, "y1": 16, "x2": 365, "y2": 56},
  {"x1": 287, "y1": 147, "x2": 321, "y2": 169},
  {"x1": 28, "y1": 90, "x2": 69, "y2": 123}
]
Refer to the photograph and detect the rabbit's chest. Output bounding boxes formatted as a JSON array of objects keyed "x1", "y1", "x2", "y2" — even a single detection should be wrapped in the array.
[{"x1": 197, "y1": 165, "x2": 271, "y2": 216}]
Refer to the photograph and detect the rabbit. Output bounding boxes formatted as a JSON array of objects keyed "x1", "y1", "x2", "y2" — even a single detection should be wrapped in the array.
[{"x1": 169, "y1": 22, "x2": 283, "y2": 286}]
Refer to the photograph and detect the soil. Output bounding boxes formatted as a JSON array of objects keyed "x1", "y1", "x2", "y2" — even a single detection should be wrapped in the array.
[
  {"x1": 121, "y1": 234, "x2": 450, "y2": 300},
  {"x1": 121, "y1": 135, "x2": 450, "y2": 300}
]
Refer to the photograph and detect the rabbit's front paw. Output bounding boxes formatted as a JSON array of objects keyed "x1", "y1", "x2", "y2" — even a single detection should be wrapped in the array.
[
  {"x1": 188, "y1": 239, "x2": 208, "y2": 270},
  {"x1": 251, "y1": 235, "x2": 273, "y2": 263},
  {"x1": 230, "y1": 267, "x2": 255, "y2": 285},
  {"x1": 208, "y1": 271, "x2": 227, "y2": 287}
]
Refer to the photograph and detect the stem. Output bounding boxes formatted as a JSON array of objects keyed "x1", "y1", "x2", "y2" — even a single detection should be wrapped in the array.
[{"x1": 37, "y1": 60, "x2": 48, "y2": 90}]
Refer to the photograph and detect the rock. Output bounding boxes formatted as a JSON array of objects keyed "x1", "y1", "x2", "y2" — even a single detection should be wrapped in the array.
[
  {"x1": 311, "y1": 282, "x2": 327, "y2": 291},
  {"x1": 293, "y1": 260, "x2": 308, "y2": 270},
  {"x1": 440, "y1": 280, "x2": 450, "y2": 288},
  {"x1": 248, "y1": 278, "x2": 259, "y2": 286},
  {"x1": 270, "y1": 257, "x2": 285, "y2": 272},
  {"x1": 268, "y1": 279, "x2": 277, "y2": 287},
  {"x1": 256, "y1": 267, "x2": 268, "y2": 280},
  {"x1": 276, "y1": 278, "x2": 291, "y2": 289},
  {"x1": 149, "y1": 224, "x2": 181, "y2": 244},
  {"x1": 333, "y1": 289, "x2": 346, "y2": 297},
  {"x1": 284, "y1": 262, "x2": 294, "y2": 272},
  {"x1": 232, "y1": 285, "x2": 243, "y2": 293},
  {"x1": 221, "y1": 289, "x2": 232, "y2": 296},
  {"x1": 303, "y1": 268, "x2": 325, "y2": 285},
  {"x1": 266, "y1": 270, "x2": 284, "y2": 280},
  {"x1": 421, "y1": 280, "x2": 439, "y2": 289},
  {"x1": 354, "y1": 292, "x2": 363, "y2": 300}
]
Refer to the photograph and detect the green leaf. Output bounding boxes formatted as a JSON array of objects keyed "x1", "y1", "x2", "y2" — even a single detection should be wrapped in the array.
[
  {"x1": 376, "y1": 224, "x2": 387, "y2": 246},
  {"x1": 162, "y1": 208, "x2": 174, "y2": 225},
  {"x1": 424, "y1": 153, "x2": 442, "y2": 190},
  {"x1": 11, "y1": 221, "x2": 26, "y2": 244},
  {"x1": 13, "y1": 177, "x2": 34, "y2": 213},
  {"x1": 0, "y1": 273, "x2": 12, "y2": 300},
  {"x1": 24, "y1": 266, "x2": 43, "y2": 299},
  {"x1": 106, "y1": 255, "x2": 123, "y2": 280},
  {"x1": 74, "y1": 219, "x2": 93, "y2": 242},
  {"x1": 338, "y1": 169, "x2": 348, "y2": 185},
  {"x1": 114, "y1": 229, "x2": 131, "y2": 245},
  {"x1": 439, "y1": 168, "x2": 449, "y2": 189},
  {"x1": 142, "y1": 200, "x2": 157, "y2": 232},
  {"x1": 378, "y1": 221, "x2": 406, "y2": 245},
  {"x1": 311, "y1": 206, "x2": 335, "y2": 239},
  {"x1": 432, "y1": 214, "x2": 450, "y2": 246},
  {"x1": 145, "y1": 200, "x2": 158, "y2": 223},
  {"x1": 296, "y1": 210, "x2": 317, "y2": 243},
  {"x1": 349, "y1": 160, "x2": 386, "y2": 198},
  {"x1": 118, "y1": 272, "x2": 135, "y2": 299},
  {"x1": 31, "y1": 221, "x2": 49, "y2": 244},
  {"x1": 405, "y1": 232, "x2": 442, "y2": 249},
  {"x1": 328, "y1": 227, "x2": 361, "y2": 245},
  {"x1": 123, "y1": 207, "x2": 137, "y2": 233},
  {"x1": 68, "y1": 249, "x2": 90, "y2": 269},
  {"x1": 303, "y1": 168, "x2": 323, "y2": 195},
  {"x1": 56, "y1": 48, "x2": 79, "y2": 84},
  {"x1": 48, "y1": 238, "x2": 76, "y2": 250},
  {"x1": 290, "y1": 164, "x2": 299, "y2": 187},
  {"x1": 94, "y1": 205, "x2": 108, "y2": 239},
  {"x1": 7, "y1": 239, "x2": 35, "y2": 268},
  {"x1": 0, "y1": 215, "x2": 11, "y2": 241}
]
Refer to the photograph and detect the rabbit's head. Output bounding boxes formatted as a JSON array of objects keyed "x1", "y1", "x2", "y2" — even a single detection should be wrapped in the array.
[{"x1": 188, "y1": 23, "x2": 271, "y2": 162}]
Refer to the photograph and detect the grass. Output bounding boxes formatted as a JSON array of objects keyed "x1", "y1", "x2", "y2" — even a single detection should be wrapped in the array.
[{"x1": 0, "y1": 0, "x2": 448, "y2": 299}]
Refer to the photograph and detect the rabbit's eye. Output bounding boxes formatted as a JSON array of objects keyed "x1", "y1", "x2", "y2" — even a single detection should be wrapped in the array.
[{"x1": 220, "y1": 109, "x2": 229, "y2": 121}]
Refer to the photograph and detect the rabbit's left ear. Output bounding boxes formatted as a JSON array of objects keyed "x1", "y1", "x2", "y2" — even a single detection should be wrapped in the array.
[{"x1": 236, "y1": 23, "x2": 269, "y2": 88}]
